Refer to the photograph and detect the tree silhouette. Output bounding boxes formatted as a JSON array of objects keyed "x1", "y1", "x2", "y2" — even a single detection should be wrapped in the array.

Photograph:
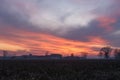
[
  {"x1": 99, "y1": 46, "x2": 112, "y2": 59},
  {"x1": 3, "y1": 50, "x2": 8, "y2": 57},
  {"x1": 114, "y1": 49, "x2": 120, "y2": 59},
  {"x1": 81, "y1": 52, "x2": 88, "y2": 59},
  {"x1": 70, "y1": 53, "x2": 74, "y2": 57}
]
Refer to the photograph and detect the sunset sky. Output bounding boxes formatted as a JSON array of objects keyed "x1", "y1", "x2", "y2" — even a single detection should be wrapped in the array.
[{"x1": 0, "y1": 0, "x2": 120, "y2": 56}]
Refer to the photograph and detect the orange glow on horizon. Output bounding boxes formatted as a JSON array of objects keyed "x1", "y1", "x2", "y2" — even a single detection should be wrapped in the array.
[
  {"x1": 0, "y1": 29, "x2": 108, "y2": 56},
  {"x1": 0, "y1": 43, "x2": 26, "y2": 51}
]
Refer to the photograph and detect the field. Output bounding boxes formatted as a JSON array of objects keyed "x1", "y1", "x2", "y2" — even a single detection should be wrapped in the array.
[{"x1": 0, "y1": 60, "x2": 120, "y2": 80}]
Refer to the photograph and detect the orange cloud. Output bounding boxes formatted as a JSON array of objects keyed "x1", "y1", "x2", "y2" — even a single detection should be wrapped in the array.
[
  {"x1": 0, "y1": 28, "x2": 108, "y2": 56},
  {"x1": 0, "y1": 43, "x2": 25, "y2": 51}
]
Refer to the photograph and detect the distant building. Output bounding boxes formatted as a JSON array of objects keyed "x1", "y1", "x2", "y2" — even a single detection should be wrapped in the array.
[
  {"x1": 48, "y1": 53, "x2": 62, "y2": 59},
  {"x1": 8, "y1": 53, "x2": 63, "y2": 60},
  {"x1": 63, "y1": 53, "x2": 87, "y2": 60},
  {"x1": 49, "y1": 54, "x2": 62, "y2": 59}
]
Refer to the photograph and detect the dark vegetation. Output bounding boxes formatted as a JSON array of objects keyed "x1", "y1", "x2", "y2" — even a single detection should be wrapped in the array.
[{"x1": 0, "y1": 60, "x2": 120, "y2": 80}]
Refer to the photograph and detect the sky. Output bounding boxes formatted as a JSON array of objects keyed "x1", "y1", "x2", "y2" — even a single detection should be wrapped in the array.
[{"x1": 0, "y1": 0, "x2": 120, "y2": 56}]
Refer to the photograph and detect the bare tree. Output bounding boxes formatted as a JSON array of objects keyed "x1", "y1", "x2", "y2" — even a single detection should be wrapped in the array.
[
  {"x1": 81, "y1": 52, "x2": 88, "y2": 59},
  {"x1": 99, "y1": 46, "x2": 112, "y2": 59}
]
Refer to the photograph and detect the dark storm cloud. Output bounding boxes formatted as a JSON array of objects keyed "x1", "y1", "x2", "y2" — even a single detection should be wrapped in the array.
[
  {"x1": 61, "y1": 15, "x2": 120, "y2": 48},
  {"x1": 59, "y1": 20, "x2": 107, "y2": 41},
  {"x1": 102, "y1": 17, "x2": 120, "y2": 47},
  {"x1": 0, "y1": 1, "x2": 26, "y2": 27}
]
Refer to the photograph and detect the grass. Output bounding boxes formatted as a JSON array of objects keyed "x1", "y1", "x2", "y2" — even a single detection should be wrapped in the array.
[{"x1": 0, "y1": 59, "x2": 120, "y2": 80}]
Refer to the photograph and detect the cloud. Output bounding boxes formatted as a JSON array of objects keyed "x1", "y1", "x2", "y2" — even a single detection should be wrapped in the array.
[
  {"x1": 96, "y1": 17, "x2": 116, "y2": 32},
  {"x1": 113, "y1": 30, "x2": 120, "y2": 35},
  {"x1": 0, "y1": 0, "x2": 115, "y2": 32},
  {"x1": 0, "y1": 0, "x2": 120, "y2": 56},
  {"x1": 0, "y1": 24, "x2": 108, "y2": 56}
]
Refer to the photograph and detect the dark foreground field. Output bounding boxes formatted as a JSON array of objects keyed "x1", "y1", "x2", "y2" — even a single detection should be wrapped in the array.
[{"x1": 0, "y1": 60, "x2": 120, "y2": 80}]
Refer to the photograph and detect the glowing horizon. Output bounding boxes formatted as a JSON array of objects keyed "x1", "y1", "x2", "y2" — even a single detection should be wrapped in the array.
[{"x1": 0, "y1": 0, "x2": 120, "y2": 56}]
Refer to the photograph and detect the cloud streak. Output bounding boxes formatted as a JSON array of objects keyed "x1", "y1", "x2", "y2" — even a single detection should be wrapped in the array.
[
  {"x1": 0, "y1": 0, "x2": 120, "y2": 56},
  {"x1": 0, "y1": 26, "x2": 107, "y2": 56}
]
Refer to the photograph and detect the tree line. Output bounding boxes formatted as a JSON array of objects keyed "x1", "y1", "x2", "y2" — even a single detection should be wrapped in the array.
[{"x1": 99, "y1": 46, "x2": 120, "y2": 59}]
